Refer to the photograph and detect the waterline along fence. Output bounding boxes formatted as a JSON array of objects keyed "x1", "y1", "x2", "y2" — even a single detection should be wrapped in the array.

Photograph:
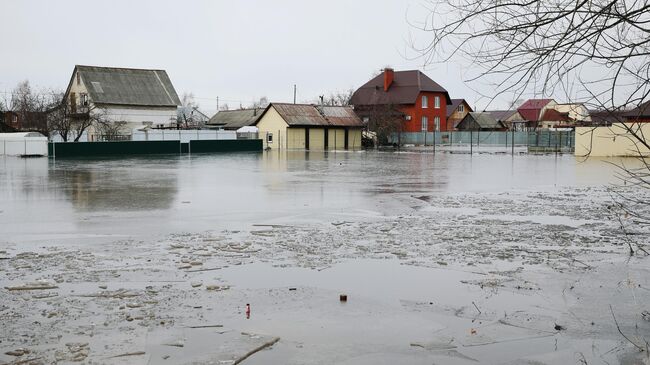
[
  {"x1": 390, "y1": 130, "x2": 575, "y2": 153},
  {"x1": 48, "y1": 139, "x2": 262, "y2": 157}
]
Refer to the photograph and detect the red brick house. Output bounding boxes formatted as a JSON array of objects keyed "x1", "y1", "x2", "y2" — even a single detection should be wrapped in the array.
[{"x1": 350, "y1": 68, "x2": 452, "y2": 133}]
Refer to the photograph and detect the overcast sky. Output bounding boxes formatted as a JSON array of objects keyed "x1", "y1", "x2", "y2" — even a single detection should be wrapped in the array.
[{"x1": 1, "y1": 0, "x2": 510, "y2": 114}]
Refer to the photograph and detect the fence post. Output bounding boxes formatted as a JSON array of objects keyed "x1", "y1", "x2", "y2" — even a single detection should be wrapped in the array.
[
  {"x1": 470, "y1": 130, "x2": 473, "y2": 154},
  {"x1": 511, "y1": 130, "x2": 515, "y2": 155},
  {"x1": 433, "y1": 131, "x2": 436, "y2": 154}
]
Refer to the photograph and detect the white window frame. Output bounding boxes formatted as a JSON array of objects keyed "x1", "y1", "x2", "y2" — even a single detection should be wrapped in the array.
[
  {"x1": 434, "y1": 116, "x2": 440, "y2": 131},
  {"x1": 458, "y1": 104, "x2": 464, "y2": 112},
  {"x1": 434, "y1": 96, "x2": 440, "y2": 109},
  {"x1": 267, "y1": 133, "x2": 274, "y2": 144},
  {"x1": 422, "y1": 95, "x2": 428, "y2": 109},
  {"x1": 421, "y1": 116, "x2": 428, "y2": 131}
]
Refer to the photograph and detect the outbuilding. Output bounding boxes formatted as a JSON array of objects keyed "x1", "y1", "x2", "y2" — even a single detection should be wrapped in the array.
[
  {"x1": 455, "y1": 112, "x2": 506, "y2": 131},
  {"x1": 254, "y1": 103, "x2": 364, "y2": 150},
  {"x1": 0, "y1": 132, "x2": 49, "y2": 156}
]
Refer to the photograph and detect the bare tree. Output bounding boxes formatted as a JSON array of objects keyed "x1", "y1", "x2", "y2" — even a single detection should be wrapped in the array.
[
  {"x1": 177, "y1": 92, "x2": 208, "y2": 129},
  {"x1": 9, "y1": 80, "x2": 50, "y2": 135},
  {"x1": 355, "y1": 103, "x2": 405, "y2": 146},
  {"x1": 47, "y1": 91, "x2": 104, "y2": 142},
  {"x1": 410, "y1": 1, "x2": 650, "y2": 355},
  {"x1": 181, "y1": 92, "x2": 199, "y2": 109},
  {"x1": 250, "y1": 96, "x2": 270, "y2": 110},
  {"x1": 411, "y1": 0, "x2": 650, "y2": 217},
  {"x1": 319, "y1": 89, "x2": 355, "y2": 106},
  {"x1": 95, "y1": 120, "x2": 128, "y2": 141},
  {"x1": 410, "y1": 1, "x2": 649, "y2": 110}
]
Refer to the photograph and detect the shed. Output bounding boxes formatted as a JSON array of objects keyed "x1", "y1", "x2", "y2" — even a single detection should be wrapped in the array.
[
  {"x1": 455, "y1": 112, "x2": 506, "y2": 131},
  {"x1": 0, "y1": 132, "x2": 49, "y2": 156},
  {"x1": 255, "y1": 103, "x2": 364, "y2": 150},
  {"x1": 207, "y1": 109, "x2": 264, "y2": 130}
]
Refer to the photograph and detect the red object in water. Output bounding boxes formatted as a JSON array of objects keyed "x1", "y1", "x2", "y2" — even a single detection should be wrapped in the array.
[{"x1": 245, "y1": 303, "x2": 250, "y2": 319}]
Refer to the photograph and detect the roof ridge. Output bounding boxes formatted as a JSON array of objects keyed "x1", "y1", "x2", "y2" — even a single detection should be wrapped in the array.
[{"x1": 76, "y1": 64, "x2": 168, "y2": 72}]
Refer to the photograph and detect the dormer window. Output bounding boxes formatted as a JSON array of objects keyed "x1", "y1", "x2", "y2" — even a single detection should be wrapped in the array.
[{"x1": 422, "y1": 95, "x2": 428, "y2": 109}]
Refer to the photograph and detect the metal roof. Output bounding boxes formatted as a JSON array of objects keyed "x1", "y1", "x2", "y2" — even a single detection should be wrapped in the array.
[
  {"x1": 258, "y1": 103, "x2": 365, "y2": 127},
  {"x1": 318, "y1": 106, "x2": 366, "y2": 127},
  {"x1": 207, "y1": 109, "x2": 264, "y2": 129},
  {"x1": 487, "y1": 110, "x2": 520, "y2": 121},
  {"x1": 446, "y1": 99, "x2": 471, "y2": 117},
  {"x1": 588, "y1": 109, "x2": 624, "y2": 124},
  {"x1": 623, "y1": 100, "x2": 650, "y2": 118},
  {"x1": 540, "y1": 109, "x2": 570, "y2": 122},
  {"x1": 73, "y1": 65, "x2": 181, "y2": 107},
  {"x1": 458, "y1": 112, "x2": 503, "y2": 130},
  {"x1": 350, "y1": 70, "x2": 452, "y2": 106},
  {"x1": 517, "y1": 99, "x2": 555, "y2": 121}
]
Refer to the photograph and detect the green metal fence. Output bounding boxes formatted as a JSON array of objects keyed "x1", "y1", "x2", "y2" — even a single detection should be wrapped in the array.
[
  {"x1": 49, "y1": 140, "x2": 181, "y2": 157},
  {"x1": 49, "y1": 139, "x2": 262, "y2": 157}
]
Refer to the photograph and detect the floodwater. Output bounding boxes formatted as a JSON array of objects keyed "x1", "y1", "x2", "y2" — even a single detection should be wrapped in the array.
[
  {"x1": 1, "y1": 150, "x2": 649, "y2": 365},
  {"x1": 0, "y1": 151, "x2": 630, "y2": 244}
]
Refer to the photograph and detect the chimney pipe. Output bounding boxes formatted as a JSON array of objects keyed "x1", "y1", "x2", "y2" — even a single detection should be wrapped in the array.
[{"x1": 383, "y1": 68, "x2": 394, "y2": 92}]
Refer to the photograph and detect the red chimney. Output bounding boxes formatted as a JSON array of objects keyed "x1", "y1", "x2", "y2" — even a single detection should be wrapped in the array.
[{"x1": 383, "y1": 68, "x2": 394, "y2": 91}]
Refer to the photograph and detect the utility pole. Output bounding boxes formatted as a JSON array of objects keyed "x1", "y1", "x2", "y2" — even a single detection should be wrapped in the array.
[{"x1": 293, "y1": 84, "x2": 297, "y2": 104}]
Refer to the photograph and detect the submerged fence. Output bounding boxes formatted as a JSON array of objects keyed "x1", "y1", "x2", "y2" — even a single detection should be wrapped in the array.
[
  {"x1": 48, "y1": 139, "x2": 263, "y2": 157},
  {"x1": 390, "y1": 130, "x2": 574, "y2": 153}
]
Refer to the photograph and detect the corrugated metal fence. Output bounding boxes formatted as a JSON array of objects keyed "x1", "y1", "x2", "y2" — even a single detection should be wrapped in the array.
[{"x1": 390, "y1": 131, "x2": 574, "y2": 153}]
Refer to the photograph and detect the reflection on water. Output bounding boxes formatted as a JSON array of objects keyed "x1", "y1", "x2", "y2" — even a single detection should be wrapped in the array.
[
  {"x1": 49, "y1": 158, "x2": 178, "y2": 211},
  {"x1": 0, "y1": 151, "x2": 642, "y2": 243}
]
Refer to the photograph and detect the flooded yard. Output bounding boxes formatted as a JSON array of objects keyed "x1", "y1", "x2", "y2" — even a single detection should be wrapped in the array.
[{"x1": 1, "y1": 151, "x2": 649, "y2": 364}]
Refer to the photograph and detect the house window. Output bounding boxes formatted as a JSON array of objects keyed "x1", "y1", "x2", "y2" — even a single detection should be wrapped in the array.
[
  {"x1": 422, "y1": 95, "x2": 428, "y2": 108},
  {"x1": 434, "y1": 96, "x2": 440, "y2": 109},
  {"x1": 434, "y1": 116, "x2": 441, "y2": 131},
  {"x1": 80, "y1": 93, "x2": 89, "y2": 106},
  {"x1": 421, "y1": 116, "x2": 428, "y2": 131},
  {"x1": 458, "y1": 104, "x2": 464, "y2": 112},
  {"x1": 267, "y1": 133, "x2": 273, "y2": 144}
]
